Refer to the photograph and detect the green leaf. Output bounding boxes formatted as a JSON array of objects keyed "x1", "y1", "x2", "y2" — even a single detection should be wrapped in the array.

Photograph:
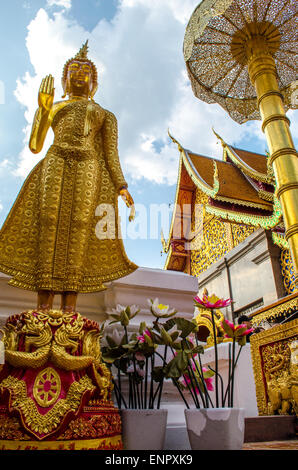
[
  {"x1": 234, "y1": 327, "x2": 247, "y2": 338},
  {"x1": 139, "y1": 322, "x2": 147, "y2": 334},
  {"x1": 191, "y1": 345, "x2": 204, "y2": 355},
  {"x1": 221, "y1": 320, "x2": 234, "y2": 338},
  {"x1": 173, "y1": 318, "x2": 198, "y2": 338},
  {"x1": 120, "y1": 311, "x2": 129, "y2": 326},
  {"x1": 105, "y1": 335, "x2": 118, "y2": 348},
  {"x1": 160, "y1": 327, "x2": 173, "y2": 346},
  {"x1": 202, "y1": 368, "x2": 215, "y2": 379},
  {"x1": 170, "y1": 331, "x2": 180, "y2": 342},
  {"x1": 237, "y1": 336, "x2": 246, "y2": 346},
  {"x1": 151, "y1": 366, "x2": 165, "y2": 383},
  {"x1": 163, "y1": 351, "x2": 188, "y2": 379},
  {"x1": 144, "y1": 332, "x2": 154, "y2": 347}
]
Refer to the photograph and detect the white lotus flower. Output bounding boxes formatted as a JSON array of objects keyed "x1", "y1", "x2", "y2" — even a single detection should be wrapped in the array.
[{"x1": 148, "y1": 298, "x2": 176, "y2": 317}]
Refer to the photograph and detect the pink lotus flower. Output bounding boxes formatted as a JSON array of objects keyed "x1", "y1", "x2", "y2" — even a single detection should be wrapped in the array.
[
  {"x1": 182, "y1": 363, "x2": 214, "y2": 392},
  {"x1": 221, "y1": 319, "x2": 254, "y2": 339},
  {"x1": 194, "y1": 294, "x2": 232, "y2": 310},
  {"x1": 137, "y1": 329, "x2": 152, "y2": 343}
]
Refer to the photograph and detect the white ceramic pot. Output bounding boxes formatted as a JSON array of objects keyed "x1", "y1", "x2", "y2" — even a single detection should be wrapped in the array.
[
  {"x1": 184, "y1": 407, "x2": 245, "y2": 450},
  {"x1": 120, "y1": 409, "x2": 168, "y2": 450}
]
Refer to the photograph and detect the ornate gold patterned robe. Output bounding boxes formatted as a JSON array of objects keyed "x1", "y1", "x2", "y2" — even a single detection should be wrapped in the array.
[{"x1": 0, "y1": 100, "x2": 137, "y2": 292}]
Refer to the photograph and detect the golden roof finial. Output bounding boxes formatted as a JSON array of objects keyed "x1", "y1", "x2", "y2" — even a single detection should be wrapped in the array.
[{"x1": 212, "y1": 128, "x2": 227, "y2": 149}]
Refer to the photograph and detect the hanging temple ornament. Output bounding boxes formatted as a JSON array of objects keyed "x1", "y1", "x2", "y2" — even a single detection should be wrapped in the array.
[
  {"x1": 62, "y1": 40, "x2": 98, "y2": 99},
  {"x1": 183, "y1": 0, "x2": 298, "y2": 274}
]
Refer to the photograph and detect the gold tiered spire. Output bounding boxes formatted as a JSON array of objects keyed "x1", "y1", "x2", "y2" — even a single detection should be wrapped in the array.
[{"x1": 75, "y1": 40, "x2": 89, "y2": 60}]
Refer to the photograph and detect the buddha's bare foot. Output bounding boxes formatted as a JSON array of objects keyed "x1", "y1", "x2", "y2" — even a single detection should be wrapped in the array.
[
  {"x1": 37, "y1": 290, "x2": 54, "y2": 311},
  {"x1": 61, "y1": 291, "x2": 78, "y2": 313}
]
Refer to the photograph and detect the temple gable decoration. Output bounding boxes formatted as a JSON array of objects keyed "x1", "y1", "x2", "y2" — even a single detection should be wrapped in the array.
[{"x1": 162, "y1": 132, "x2": 295, "y2": 293}]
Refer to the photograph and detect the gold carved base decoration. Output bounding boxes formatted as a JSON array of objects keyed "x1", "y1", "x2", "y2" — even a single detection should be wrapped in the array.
[
  {"x1": 0, "y1": 309, "x2": 123, "y2": 449},
  {"x1": 250, "y1": 318, "x2": 298, "y2": 416},
  {"x1": 0, "y1": 436, "x2": 122, "y2": 451}
]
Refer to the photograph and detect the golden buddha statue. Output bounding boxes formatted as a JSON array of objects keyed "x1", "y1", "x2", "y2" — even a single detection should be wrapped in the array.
[{"x1": 0, "y1": 41, "x2": 137, "y2": 312}]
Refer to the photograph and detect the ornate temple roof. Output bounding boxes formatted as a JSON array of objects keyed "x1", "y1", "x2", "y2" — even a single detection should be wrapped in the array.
[{"x1": 163, "y1": 132, "x2": 284, "y2": 273}]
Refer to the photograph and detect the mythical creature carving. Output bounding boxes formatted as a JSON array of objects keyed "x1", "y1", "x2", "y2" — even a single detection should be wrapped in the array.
[{"x1": 266, "y1": 343, "x2": 298, "y2": 415}]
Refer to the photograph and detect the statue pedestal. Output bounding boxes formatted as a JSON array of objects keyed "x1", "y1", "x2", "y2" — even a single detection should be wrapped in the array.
[{"x1": 0, "y1": 309, "x2": 122, "y2": 450}]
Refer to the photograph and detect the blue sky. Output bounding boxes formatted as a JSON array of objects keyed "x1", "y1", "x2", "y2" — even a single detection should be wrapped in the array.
[{"x1": 0, "y1": 0, "x2": 297, "y2": 271}]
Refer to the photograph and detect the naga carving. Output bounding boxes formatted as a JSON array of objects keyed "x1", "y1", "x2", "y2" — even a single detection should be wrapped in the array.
[{"x1": 266, "y1": 342, "x2": 298, "y2": 415}]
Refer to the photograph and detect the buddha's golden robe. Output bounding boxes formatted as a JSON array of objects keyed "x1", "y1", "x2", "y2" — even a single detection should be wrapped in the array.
[{"x1": 0, "y1": 100, "x2": 137, "y2": 292}]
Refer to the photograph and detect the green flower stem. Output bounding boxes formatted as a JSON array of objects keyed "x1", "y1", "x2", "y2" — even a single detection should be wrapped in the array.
[
  {"x1": 180, "y1": 343, "x2": 200, "y2": 408},
  {"x1": 172, "y1": 378, "x2": 190, "y2": 408},
  {"x1": 210, "y1": 308, "x2": 219, "y2": 407},
  {"x1": 149, "y1": 355, "x2": 155, "y2": 409},
  {"x1": 227, "y1": 343, "x2": 231, "y2": 407},
  {"x1": 152, "y1": 381, "x2": 162, "y2": 408},
  {"x1": 140, "y1": 373, "x2": 144, "y2": 409},
  {"x1": 183, "y1": 371, "x2": 200, "y2": 408},
  {"x1": 207, "y1": 365, "x2": 224, "y2": 407},
  {"x1": 195, "y1": 355, "x2": 214, "y2": 408},
  {"x1": 194, "y1": 338, "x2": 211, "y2": 407},
  {"x1": 157, "y1": 345, "x2": 168, "y2": 409},
  {"x1": 128, "y1": 373, "x2": 134, "y2": 408},
  {"x1": 113, "y1": 377, "x2": 128, "y2": 409},
  {"x1": 231, "y1": 339, "x2": 236, "y2": 407},
  {"x1": 133, "y1": 356, "x2": 141, "y2": 409},
  {"x1": 188, "y1": 358, "x2": 206, "y2": 408},
  {"x1": 144, "y1": 356, "x2": 148, "y2": 409},
  {"x1": 223, "y1": 343, "x2": 242, "y2": 407},
  {"x1": 112, "y1": 377, "x2": 121, "y2": 408}
]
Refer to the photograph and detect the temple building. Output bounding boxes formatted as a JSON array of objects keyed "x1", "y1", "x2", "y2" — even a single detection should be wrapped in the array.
[{"x1": 162, "y1": 132, "x2": 297, "y2": 322}]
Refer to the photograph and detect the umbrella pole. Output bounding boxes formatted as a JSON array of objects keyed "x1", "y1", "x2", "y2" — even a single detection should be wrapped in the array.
[{"x1": 247, "y1": 36, "x2": 298, "y2": 273}]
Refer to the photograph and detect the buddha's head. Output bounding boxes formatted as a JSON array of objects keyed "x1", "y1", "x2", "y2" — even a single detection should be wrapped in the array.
[{"x1": 62, "y1": 40, "x2": 98, "y2": 100}]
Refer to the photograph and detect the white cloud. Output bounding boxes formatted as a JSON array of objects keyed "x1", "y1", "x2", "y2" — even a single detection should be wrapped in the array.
[
  {"x1": 14, "y1": 0, "x2": 282, "y2": 185},
  {"x1": 47, "y1": 0, "x2": 72, "y2": 9}
]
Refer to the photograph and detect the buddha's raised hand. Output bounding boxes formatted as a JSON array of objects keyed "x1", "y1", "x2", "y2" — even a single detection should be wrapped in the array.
[
  {"x1": 38, "y1": 74, "x2": 55, "y2": 112},
  {"x1": 120, "y1": 188, "x2": 135, "y2": 222}
]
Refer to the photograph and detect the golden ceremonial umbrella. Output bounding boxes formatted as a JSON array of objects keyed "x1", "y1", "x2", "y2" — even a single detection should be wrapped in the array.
[{"x1": 184, "y1": 0, "x2": 298, "y2": 271}]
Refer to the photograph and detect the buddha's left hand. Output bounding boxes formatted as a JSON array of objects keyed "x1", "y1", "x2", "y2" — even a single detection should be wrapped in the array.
[{"x1": 120, "y1": 188, "x2": 135, "y2": 222}]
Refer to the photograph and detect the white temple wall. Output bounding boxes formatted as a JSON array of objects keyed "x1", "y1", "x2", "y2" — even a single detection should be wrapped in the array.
[{"x1": 196, "y1": 228, "x2": 285, "y2": 320}]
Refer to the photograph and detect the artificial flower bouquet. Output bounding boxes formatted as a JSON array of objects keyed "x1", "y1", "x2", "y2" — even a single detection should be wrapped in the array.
[{"x1": 100, "y1": 294, "x2": 253, "y2": 410}]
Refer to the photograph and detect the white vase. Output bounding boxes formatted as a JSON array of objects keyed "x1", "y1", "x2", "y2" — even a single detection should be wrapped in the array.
[
  {"x1": 184, "y1": 407, "x2": 245, "y2": 450},
  {"x1": 120, "y1": 409, "x2": 168, "y2": 450}
]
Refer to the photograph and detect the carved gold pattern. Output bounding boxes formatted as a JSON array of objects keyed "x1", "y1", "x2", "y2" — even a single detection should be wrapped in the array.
[
  {"x1": 190, "y1": 189, "x2": 257, "y2": 276},
  {"x1": 231, "y1": 223, "x2": 256, "y2": 248},
  {"x1": 57, "y1": 414, "x2": 122, "y2": 440},
  {"x1": 0, "y1": 100, "x2": 137, "y2": 292},
  {"x1": 0, "y1": 374, "x2": 95, "y2": 437},
  {"x1": 33, "y1": 368, "x2": 61, "y2": 408},
  {"x1": 280, "y1": 249, "x2": 298, "y2": 296},
  {"x1": 0, "y1": 435, "x2": 123, "y2": 450},
  {"x1": 0, "y1": 415, "x2": 31, "y2": 441},
  {"x1": 2, "y1": 310, "x2": 112, "y2": 399},
  {"x1": 250, "y1": 319, "x2": 298, "y2": 416},
  {"x1": 251, "y1": 295, "x2": 298, "y2": 327}
]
